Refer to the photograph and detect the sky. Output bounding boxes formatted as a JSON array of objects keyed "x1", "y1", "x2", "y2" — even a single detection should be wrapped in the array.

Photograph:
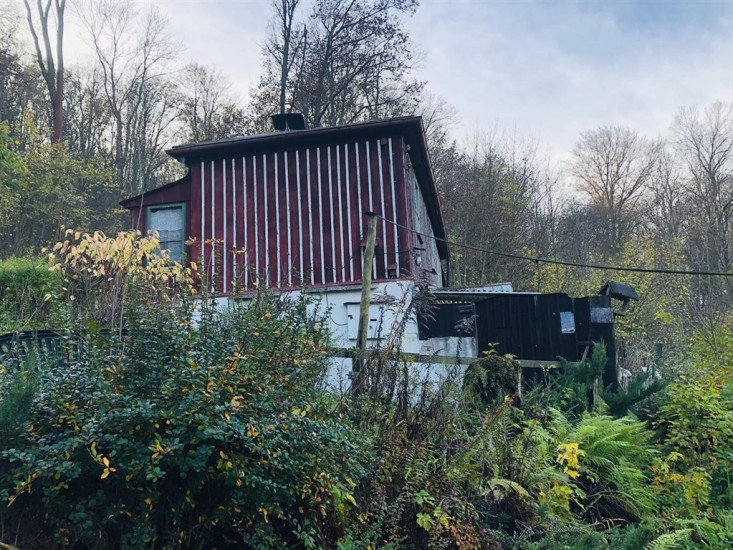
[{"x1": 15, "y1": 0, "x2": 733, "y2": 167}]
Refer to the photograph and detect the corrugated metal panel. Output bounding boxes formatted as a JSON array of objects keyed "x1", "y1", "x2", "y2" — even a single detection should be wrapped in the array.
[
  {"x1": 573, "y1": 295, "x2": 618, "y2": 390},
  {"x1": 475, "y1": 293, "x2": 579, "y2": 361},
  {"x1": 417, "y1": 303, "x2": 476, "y2": 339},
  {"x1": 189, "y1": 138, "x2": 412, "y2": 294},
  {"x1": 474, "y1": 293, "x2": 619, "y2": 389}
]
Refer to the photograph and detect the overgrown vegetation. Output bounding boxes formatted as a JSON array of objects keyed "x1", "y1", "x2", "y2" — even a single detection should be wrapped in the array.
[
  {"x1": 0, "y1": 231, "x2": 730, "y2": 548},
  {"x1": 0, "y1": 256, "x2": 63, "y2": 332}
]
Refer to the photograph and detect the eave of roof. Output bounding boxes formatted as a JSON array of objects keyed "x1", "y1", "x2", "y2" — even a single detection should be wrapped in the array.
[
  {"x1": 119, "y1": 173, "x2": 191, "y2": 208},
  {"x1": 168, "y1": 116, "x2": 418, "y2": 159}
]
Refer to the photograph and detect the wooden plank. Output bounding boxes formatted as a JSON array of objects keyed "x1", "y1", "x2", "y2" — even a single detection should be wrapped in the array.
[
  {"x1": 332, "y1": 347, "x2": 473, "y2": 366},
  {"x1": 515, "y1": 359, "x2": 567, "y2": 369},
  {"x1": 329, "y1": 347, "x2": 571, "y2": 369},
  {"x1": 355, "y1": 213, "x2": 378, "y2": 360}
]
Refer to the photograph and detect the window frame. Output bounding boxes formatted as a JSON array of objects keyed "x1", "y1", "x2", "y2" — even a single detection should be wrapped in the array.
[{"x1": 145, "y1": 201, "x2": 187, "y2": 263}]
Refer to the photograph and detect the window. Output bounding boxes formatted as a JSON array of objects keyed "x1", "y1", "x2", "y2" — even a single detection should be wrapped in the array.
[{"x1": 146, "y1": 203, "x2": 186, "y2": 263}]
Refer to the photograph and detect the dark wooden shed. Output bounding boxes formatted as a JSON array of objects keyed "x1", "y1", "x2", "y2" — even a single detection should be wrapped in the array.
[{"x1": 121, "y1": 116, "x2": 449, "y2": 295}]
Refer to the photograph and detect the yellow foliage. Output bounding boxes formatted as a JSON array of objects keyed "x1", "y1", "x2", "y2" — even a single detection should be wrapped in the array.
[
  {"x1": 48, "y1": 229, "x2": 195, "y2": 327},
  {"x1": 556, "y1": 442, "x2": 585, "y2": 479}
]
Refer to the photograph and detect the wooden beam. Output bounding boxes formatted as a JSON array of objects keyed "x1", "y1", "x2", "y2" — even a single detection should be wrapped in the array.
[{"x1": 331, "y1": 347, "x2": 573, "y2": 369}]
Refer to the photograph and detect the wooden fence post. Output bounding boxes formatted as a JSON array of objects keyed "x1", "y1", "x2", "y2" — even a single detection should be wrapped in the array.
[{"x1": 353, "y1": 212, "x2": 378, "y2": 393}]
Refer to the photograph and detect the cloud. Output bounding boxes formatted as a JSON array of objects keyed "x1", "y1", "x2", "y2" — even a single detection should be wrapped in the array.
[
  {"x1": 409, "y1": 0, "x2": 732, "y2": 163},
  {"x1": 159, "y1": 1, "x2": 270, "y2": 101},
  {"x1": 44, "y1": 0, "x2": 732, "y2": 165}
]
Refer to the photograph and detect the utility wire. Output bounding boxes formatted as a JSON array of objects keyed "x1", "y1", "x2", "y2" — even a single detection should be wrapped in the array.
[{"x1": 375, "y1": 214, "x2": 733, "y2": 277}]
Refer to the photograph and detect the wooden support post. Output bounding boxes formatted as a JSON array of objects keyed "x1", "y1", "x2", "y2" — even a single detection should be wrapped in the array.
[
  {"x1": 353, "y1": 212, "x2": 378, "y2": 392},
  {"x1": 592, "y1": 376, "x2": 600, "y2": 410}
]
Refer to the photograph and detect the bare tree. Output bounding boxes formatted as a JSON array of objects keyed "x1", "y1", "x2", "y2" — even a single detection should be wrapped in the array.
[
  {"x1": 252, "y1": 0, "x2": 421, "y2": 128},
  {"x1": 647, "y1": 143, "x2": 688, "y2": 241},
  {"x1": 673, "y1": 102, "x2": 733, "y2": 317},
  {"x1": 674, "y1": 102, "x2": 733, "y2": 274},
  {"x1": 63, "y1": 66, "x2": 110, "y2": 159},
  {"x1": 571, "y1": 126, "x2": 657, "y2": 253},
  {"x1": 78, "y1": 0, "x2": 177, "y2": 194},
  {"x1": 265, "y1": 0, "x2": 305, "y2": 115},
  {"x1": 416, "y1": 91, "x2": 457, "y2": 156},
  {"x1": 23, "y1": 0, "x2": 66, "y2": 143},
  {"x1": 436, "y1": 129, "x2": 557, "y2": 287},
  {"x1": 178, "y1": 63, "x2": 248, "y2": 143}
]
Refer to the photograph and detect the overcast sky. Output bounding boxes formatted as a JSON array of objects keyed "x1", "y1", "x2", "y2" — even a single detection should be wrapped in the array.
[{"x1": 31, "y1": 0, "x2": 733, "y2": 165}]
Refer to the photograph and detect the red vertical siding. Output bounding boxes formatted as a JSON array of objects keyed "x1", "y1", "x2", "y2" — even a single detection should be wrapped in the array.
[
  {"x1": 287, "y1": 151, "x2": 302, "y2": 285},
  {"x1": 393, "y1": 138, "x2": 411, "y2": 277},
  {"x1": 301, "y1": 149, "x2": 315, "y2": 285},
  {"x1": 193, "y1": 137, "x2": 410, "y2": 294}
]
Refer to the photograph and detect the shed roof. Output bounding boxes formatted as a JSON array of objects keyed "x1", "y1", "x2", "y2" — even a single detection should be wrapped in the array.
[
  {"x1": 120, "y1": 173, "x2": 190, "y2": 209},
  {"x1": 599, "y1": 281, "x2": 639, "y2": 302}
]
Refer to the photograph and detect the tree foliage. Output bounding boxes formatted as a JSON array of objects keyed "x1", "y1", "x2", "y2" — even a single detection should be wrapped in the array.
[{"x1": 252, "y1": 0, "x2": 423, "y2": 128}]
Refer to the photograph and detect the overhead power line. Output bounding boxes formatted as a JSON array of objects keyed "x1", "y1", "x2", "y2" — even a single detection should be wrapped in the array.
[{"x1": 376, "y1": 214, "x2": 733, "y2": 278}]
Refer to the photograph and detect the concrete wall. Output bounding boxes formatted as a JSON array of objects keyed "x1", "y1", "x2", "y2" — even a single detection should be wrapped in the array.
[{"x1": 217, "y1": 280, "x2": 477, "y2": 393}]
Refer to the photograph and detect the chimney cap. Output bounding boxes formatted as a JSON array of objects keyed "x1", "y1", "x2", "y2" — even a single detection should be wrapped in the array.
[{"x1": 271, "y1": 113, "x2": 306, "y2": 131}]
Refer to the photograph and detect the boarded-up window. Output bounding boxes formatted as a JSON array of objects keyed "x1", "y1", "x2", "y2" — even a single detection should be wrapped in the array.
[{"x1": 147, "y1": 204, "x2": 185, "y2": 262}]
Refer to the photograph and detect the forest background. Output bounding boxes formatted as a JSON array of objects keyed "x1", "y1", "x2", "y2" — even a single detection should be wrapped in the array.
[
  {"x1": 0, "y1": 1, "x2": 732, "y2": 548},
  {"x1": 1, "y1": 0, "x2": 731, "y2": 371}
]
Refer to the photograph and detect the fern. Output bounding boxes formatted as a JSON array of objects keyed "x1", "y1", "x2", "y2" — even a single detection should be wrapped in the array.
[
  {"x1": 644, "y1": 529, "x2": 692, "y2": 550},
  {"x1": 488, "y1": 478, "x2": 531, "y2": 500},
  {"x1": 557, "y1": 414, "x2": 655, "y2": 523}
]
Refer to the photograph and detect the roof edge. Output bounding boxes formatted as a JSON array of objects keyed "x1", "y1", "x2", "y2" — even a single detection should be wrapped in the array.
[
  {"x1": 403, "y1": 119, "x2": 449, "y2": 262},
  {"x1": 119, "y1": 171, "x2": 191, "y2": 208},
  {"x1": 166, "y1": 116, "x2": 425, "y2": 160}
]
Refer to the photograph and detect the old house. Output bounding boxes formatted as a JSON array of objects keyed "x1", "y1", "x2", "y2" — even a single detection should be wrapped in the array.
[
  {"x1": 121, "y1": 115, "x2": 473, "y2": 364},
  {"x1": 121, "y1": 115, "x2": 624, "y2": 388},
  {"x1": 121, "y1": 115, "x2": 448, "y2": 293}
]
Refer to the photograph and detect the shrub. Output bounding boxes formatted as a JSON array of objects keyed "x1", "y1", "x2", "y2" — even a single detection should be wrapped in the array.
[
  {"x1": 1, "y1": 293, "x2": 370, "y2": 548},
  {"x1": 48, "y1": 228, "x2": 195, "y2": 329},
  {"x1": 0, "y1": 256, "x2": 63, "y2": 332},
  {"x1": 0, "y1": 234, "x2": 369, "y2": 548},
  {"x1": 463, "y1": 353, "x2": 520, "y2": 408}
]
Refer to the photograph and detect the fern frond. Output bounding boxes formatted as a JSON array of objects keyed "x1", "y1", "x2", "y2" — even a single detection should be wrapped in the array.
[
  {"x1": 643, "y1": 529, "x2": 692, "y2": 550},
  {"x1": 488, "y1": 477, "x2": 531, "y2": 500}
]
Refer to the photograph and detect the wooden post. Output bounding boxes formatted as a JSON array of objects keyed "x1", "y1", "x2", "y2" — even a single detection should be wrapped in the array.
[
  {"x1": 592, "y1": 377, "x2": 600, "y2": 410},
  {"x1": 354, "y1": 212, "x2": 378, "y2": 391}
]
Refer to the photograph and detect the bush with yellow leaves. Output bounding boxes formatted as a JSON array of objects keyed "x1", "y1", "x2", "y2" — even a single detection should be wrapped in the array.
[{"x1": 47, "y1": 228, "x2": 195, "y2": 329}]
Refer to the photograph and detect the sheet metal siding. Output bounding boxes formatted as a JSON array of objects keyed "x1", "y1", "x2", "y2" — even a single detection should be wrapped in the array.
[
  {"x1": 190, "y1": 139, "x2": 409, "y2": 294},
  {"x1": 573, "y1": 295, "x2": 618, "y2": 390},
  {"x1": 474, "y1": 294, "x2": 578, "y2": 361}
]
